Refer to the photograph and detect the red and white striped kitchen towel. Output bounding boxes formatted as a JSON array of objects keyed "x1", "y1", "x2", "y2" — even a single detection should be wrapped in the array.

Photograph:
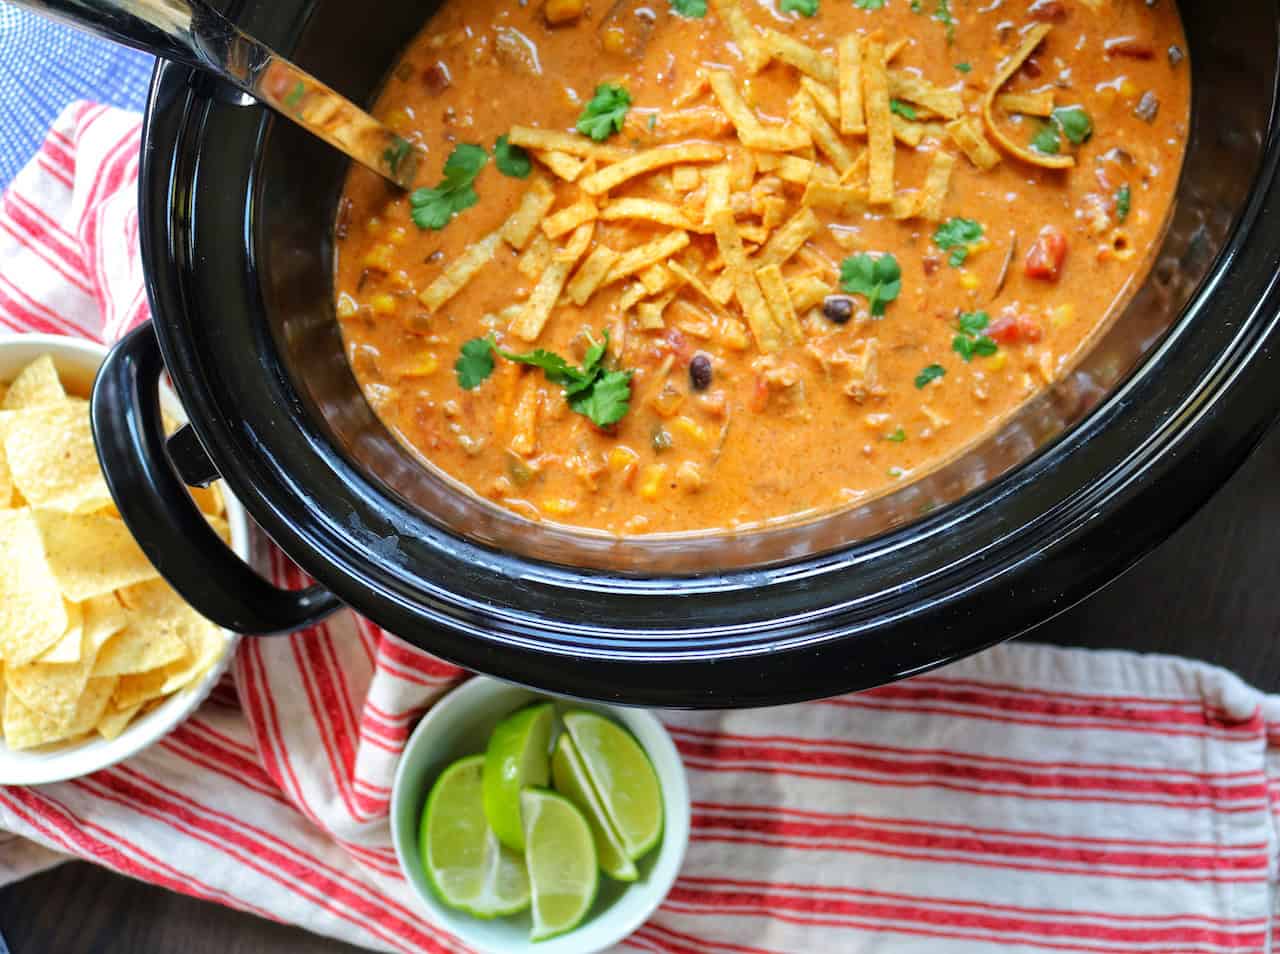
[{"x1": 0, "y1": 102, "x2": 1277, "y2": 954}]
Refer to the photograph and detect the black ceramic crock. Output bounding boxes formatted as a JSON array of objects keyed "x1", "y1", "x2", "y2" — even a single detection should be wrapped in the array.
[{"x1": 92, "y1": 0, "x2": 1280, "y2": 707}]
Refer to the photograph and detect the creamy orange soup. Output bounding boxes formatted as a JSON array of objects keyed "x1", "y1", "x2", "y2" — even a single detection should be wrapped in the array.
[{"x1": 335, "y1": 0, "x2": 1189, "y2": 535}]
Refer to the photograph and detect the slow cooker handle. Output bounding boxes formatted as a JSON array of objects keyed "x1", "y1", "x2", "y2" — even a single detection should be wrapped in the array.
[{"x1": 91, "y1": 322, "x2": 343, "y2": 635}]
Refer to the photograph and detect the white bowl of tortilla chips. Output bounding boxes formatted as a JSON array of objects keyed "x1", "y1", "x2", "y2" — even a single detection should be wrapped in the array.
[{"x1": 0, "y1": 334, "x2": 246, "y2": 784}]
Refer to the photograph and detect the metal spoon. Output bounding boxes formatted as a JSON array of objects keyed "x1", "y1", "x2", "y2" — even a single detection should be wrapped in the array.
[{"x1": 8, "y1": 0, "x2": 420, "y2": 189}]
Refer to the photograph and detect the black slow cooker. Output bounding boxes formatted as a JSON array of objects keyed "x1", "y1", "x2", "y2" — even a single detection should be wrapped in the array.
[{"x1": 92, "y1": 0, "x2": 1280, "y2": 707}]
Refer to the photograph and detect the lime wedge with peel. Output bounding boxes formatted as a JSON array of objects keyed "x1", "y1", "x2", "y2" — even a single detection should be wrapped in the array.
[
  {"x1": 521, "y1": 788, "x2": 599, "y2": 941},
  {"x1": 419, "y1": 755, "x2": 530, "y2": 918},
  {"x1": 562, "y1": 710, "x2": 663, "y2": 860},
  {"x1": 484, "y1": 702, "x2": 554, "y2": 852},
  {"x1": 551, "y1": 732, "x2": 638, "y2": 882}
]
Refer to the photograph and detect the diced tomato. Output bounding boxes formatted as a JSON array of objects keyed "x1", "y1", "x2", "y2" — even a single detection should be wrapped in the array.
[
  {"x1": 747, "y1": 375, "x2": 770, "y2": 413},
  {"x1": 988, "y1": 312, "x2": 1044, "y2": 345},
  {"x1": 1024, "y1": 226, "x2": 1068, "y2": 281}
]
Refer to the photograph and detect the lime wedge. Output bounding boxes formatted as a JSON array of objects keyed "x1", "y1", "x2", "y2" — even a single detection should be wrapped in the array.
[
  {"x1": 551, "y1": 732, "x2": 638, "y2": 882},
  {"x1": 418, "y1": 755, "x2": 530, "y2": 918},
  {"x1": 484, "y1": 702, "x2": 554, "y2": 852},
  {"x1": 521, "y1": 788, "x2": 598, "y2": 941},
  {"x1": 562, "y1": 711, "x2": 663, "y2": 860}
]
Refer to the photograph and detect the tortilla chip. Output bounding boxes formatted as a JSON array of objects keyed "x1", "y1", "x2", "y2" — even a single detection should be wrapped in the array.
[
  {"x1": 2, "y1": 356, "x2": 65, "y2": 411},
  {"x1": 638, "y1": 107, "x2": 732, "y2": 141},
  {"x1": 3, "y1": 690, "x2": 62, "y2": 750},
  {"x1": 542, "y1": 198, "x2": 599, "y2": 240},
  {"x1": 533, "y1": 150, "x2": 589, "y2": 183},
  {"x1": 712, "y1": 209, "x2": 782, "y2": 353},
  {"x1": 113, "y1": 579, "x2": 225, "y2": 697},
  {"x1": 707, "y1": 72, "x2": 810, "y2": 152},
  {"x1": 710, "y1": 0, "x2": 769, "y2": 72},
  {"x1": 92, "y1": 617, "x2": 188, "y2": 678},
  {"x1": 566, "y1": 245, "x2": 621, "y2": 306},
  {"x1": 762, "y1": 28, "x2": 837, "y2": 85},
  {"x1": 702, "y1": 164, "x2": 732, "y2": 226},
  {"x1": 756, "y1": 264, "x2": 803, "y2": 346},
  {"x1": 672, "y1": 166, "x2": 702, "y2": 192},
  {"x1": 862, "y1": 38, "x2": 895, "y2": 205},
  {"x1": 0, "y1": 509, "x2": 68, "y2": 665},
  {"x1": 579, "y1": 143, "x2": 724, "y2": 196},
  {"x1": 38, "y1": 600, "x2": 84, "y2": 664},
  {"x1": 57, "y1": 675, "x2": 116, "y2": 739},
  {"x1": 112, "y1": 668, "x2": 170, "y2": 711},
  {"x1": 601, "y1": 198, "x2": 699, "y2": 232},
  {"x1": 517, "y1": 231, "x2": 554, "y2": 280},
  {"x1": 996, "y1": 92, "x2": 1055, "y2": 117},
  {"x1": 917, "y1": 150, "x2": 957, "y2": 221},
  {"x1": 947, "y1": 116, "x2": 1002, "y2": 170},
  {"x1": 799, "y1": 77, "x2": 840, "y2": 125},
  {"x1": 981, "y1": 25, "x2": 1071, "y2": 170},
  {"x1": 637, "y1": 293, "x2": 677, "y2": 330},
  {"x1": 667, "y1": 261, "x2": 729, "y2": 315},
  {"x1": 804, "y1": 181, "x2": 870, "y2": 216},
  {"x1": 888, "y1": 72, "x2": 964, "y2": 119},
  {"x1": 787, "y1": 274, "x2": 831, "y2": 312},
  {"x1": 188, "y1": 482, "x2": 224, "y2": 518},
  {"x1": 511, "y1": 223, "x2": 594, "y2": 341},
  {"x1": 760, "y1": 196, "x2": 788, "y2": 230},
  {"x1": 6, "y1": 649, "x2": 93, "y2": 731},
  {"x1": 32, "y1": 509, "x2": 159, "y2": 601},
  {"x1": 838, "y1": 35, "x2": 865, "y2": 135},
  {"x1": 4, "y1": 401, "x2": 111, "y2": 514},
  {"x1": 555, "y1": 221, "x2": 595, "y2": 265},
  {"x1": 792, "y1": 91, "x2": 855, "y2": 172},
  {"x1": 418, "y1": 231, "x2": 502, "y2": 312},
  {"x1": 604, "y1": 231, "x2": 691, "y2": 286},
  {"x1": 757, "y1": 208, "x2": 821, "y2": 269},
  {"x1": 96, "y1": 700, "x2": 142, "y2": 741},
  {"x1": 500, "y1": 178, "x2": 556, "y2": 250},
  {"x1": 506, "y1": 126, "x2": 627, "y2": 162},
  {"x1": 892, "y1": 116, "x2": 925, "y2": 148}
]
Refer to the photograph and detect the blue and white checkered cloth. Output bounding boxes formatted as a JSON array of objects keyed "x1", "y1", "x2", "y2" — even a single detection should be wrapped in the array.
[{"x1": 0, "y1": 5, "x2": 152, "y2": 189}]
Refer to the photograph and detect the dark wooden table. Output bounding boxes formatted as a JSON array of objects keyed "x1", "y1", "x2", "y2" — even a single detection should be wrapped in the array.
[{"x1": 4, "y1": 428, "x2": 1280, "y2": 954}]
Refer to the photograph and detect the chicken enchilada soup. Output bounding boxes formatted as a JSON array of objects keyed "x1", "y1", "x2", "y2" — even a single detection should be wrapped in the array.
[{"x1": 334, "y1": 0, "x2": 1189, "y2": 535}]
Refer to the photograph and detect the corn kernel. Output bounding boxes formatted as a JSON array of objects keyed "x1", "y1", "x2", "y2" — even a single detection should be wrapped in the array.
[
  {"x1": 545, "y1": 0, "x2": 585, "y2": 24},
  {"x1": 389, "y1": 269, "x2": 412, "y2": 289},
  {"x1": 1050, "y1": 304, "x2": 1076, "y2": 328},
  {"x1": 638, "y1": 464, "x2": 668, "y2": 501},
  {"x1": 651, "y1": 385, "x2": 685, "y2": 418},
  {"x1": 959, "y1": 271, "x2": 980, "y2": 291},
  {"x1": 336, "y1": 292, "x2": 359, "y2": 319},
  {"x1": 1120, "y1": 79, "x2": 1138, "y2": 98},
  {"x1": 602, "y1": 27, "x2": 628, "y2": 54},
  {"x1": 370, "y1": 293, "x2": 398, "y2": 315},
  {"x1": 361, "y1": 244, "x2": 394, "y2": 272},
  {"x1": 676, "y1": 460, "x2": 705, "y2": 492},
  {"x1": 541, "y1": 498, "x2": 580, "y2": 516},
  {"x1": 608, "y1": 446, "x2": 640, "y2": 472},
  {"x1": 671, "y1": 416, "x2": 707, "y2": 444},
  {"x1": 387, "y1": 226, "x2": 409, "y2": 246},
  {"x1": 386, "y1": 109, "x2": 412, "y2": 133},
  {"x1": 401, "y1": 352, "x2": 439, "y2": 377},
  {"x1": 366, "y1": 216, "x2": 384, "y2": 236},
  {"x1": 988, "y1": 352, "x2": 1007, "y2": 371}
]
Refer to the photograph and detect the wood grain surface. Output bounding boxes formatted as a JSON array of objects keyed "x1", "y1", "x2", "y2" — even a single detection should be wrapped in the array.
[{"x1": 4, "y1": 427, "x2": 1280, "y2": 954}]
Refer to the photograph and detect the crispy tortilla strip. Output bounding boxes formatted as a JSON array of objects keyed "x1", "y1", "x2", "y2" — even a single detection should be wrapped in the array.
[
  {"x1": 3, "y1": 356, "x2": 64, "y2": 411},
  {"x1": 554, "y1": 221, "x2": 595, "y2": 264},
  {"x1": 710, "y1": 0, "x2": 769, "y2": 73},
  {"x1": 712, "y1": 209, "x2": 783, "y2": 353},
  {"x1": 983, "y1": 25, "x2": 1073, "y2": 169},
  {"x1": 634, "y1": 107, "x2": 732, "y2": 140},
  {"x1": 501, "y1": 178, "x2": 556, "y2": 250},
  {"x1": 672, "y1": 165, "x2": 702, "y2": 191},
  {"x1": 639, "y1": 263, "x2": 675, "y2": 295},
  {"x1": 758, "y1": 208, "x2": 821, "y2": 268},
  {"x1": 517, "y1": 231, "x2": 553, "y2": 279},
  {"x1": 602, "y1": 198, "x2": 700, "y2": 232},
  {"x1": 708, "y1": 72, "x2": 811, "y2": 152},
  {"x1": 728, "y1": 149, "x2": 756, "y2": 190},
  {"x1": 542, "y1": 198, "x2": 598, "y2": 239},
  {"x1": 800, "y1": 77, "x2": 839, "y2": 124},
  {"x1": 762, "y1": 29, "x2": 837, "y2": 85},
  {"x1": 566, "y1": 245, "x2": 621, "y2": 306},
  {"x1": 917, "y1": 149, "x2": 956, "y2": 221},
  {"x1": 756, "y1": 264, "x2": 804, "y2": 345},
  {"x1": 891, "y1": 192, "x2": 918, "y2": 220},
  {"x1": 884, "y1": 38, "x2": 908, "y2": 63},
  {"x1": 787, "y1": 274, "x2": 830, "y2": 312},
  {"x1": 507, "y1": 126, "x2": 627, "y2": 161},
  {"x1": 637, "y1": 292, "x2": 677, "y2": 330},
  {"x1": 863, "y1": 38, "x2": 894, "y2": 205},
  {"x1": 419, "y1": 232, "x2": 501, "y2": 312},
  {"x1": 947, "y1": 116, "x2": 1002, "y2": 170},
  {"x1": 888, "y1": 72, "x2": 964, "y2": 119},
  {"x1": 840, "y1": 150, "x2": 869, "y2": 187},
  {"x1": 838, "y1": 35, "x2": 865, "y2": 135},
  {"x1": 769, "y1": 155, "x2": 839, "y2": 187},
  {"x1": 604, "y1": 231, "x2": 691, "y2": 286},
  {"x1": 668, "y1": 260, "x2": 730, "y2": 315},
  {"x1": 892, "y1": 115, "x2": 925, "y2": 148},
  {"x1": 803, "y1": 180, "x2": 869, "y2": 216},
  {"x1": 792, "y1": 91, "x2": 855, "y2": 173},
  {"x1": 617, "y1": 280, "x2": 650, "y2": 313},
  {"x1": 702, "y1": 163, "x2": 732, "y2": 225},
  {"x1": 579, "y1": 143, "x2": 724, "y2": 196},
  {"x1": 509, "y1": 376, "x2": 540, "y2": 456},
  {"x1": 760, "y1": 195, "x2": 788, "y2": 229},
  {"x1": 511, "y1": 263, "x2": 574, "y2": 343},
  {"x1": 534, "y1": 150, "x2": 589, "y2": 182},
  {"x1": 997, "y1": 91, "x2": 1055, "y2": 117}
]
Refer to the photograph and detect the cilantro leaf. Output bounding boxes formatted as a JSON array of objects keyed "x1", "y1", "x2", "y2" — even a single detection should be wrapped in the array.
[
  {"x1": 957, "y1": 310, "x2": 990, "y2": 335},
  {"x1": 670, "y1": 0, "x2": 707, "y2": 15},
  {"x1": 410, "y1": 144, "x2": 488, "y2": 231},
  {"x1": 383, "y1": 137, "x2": 413, "y2": 177},
  {"x1": 885, "y1": 427, "x2": 907, "y2": 442},
  {"x1": 853, "y1": 0, "x2": 885, "y2": 9},
  {"x1": 1031, "y1": 122, "x2": 1061, "y2": 155},
  {"x1": 1115, "y1": 184, "x2": 1131, "y2": 223},
  {"x1": 455, "y1": 337, "x2": 496, "y2": 389},
  {"x1": 495, "y1": 135, "x2": 531, "y2": 179},
  {"x1": 840, "y1": 253, "x2": 901, "y2": 317},
  {"x1": 932, "y1": 217, "x2": 983, "y2": 268},
  {"x1": 570, "y1": 369, "x2": 633, "y2": 427},
  {"x1": 915, "y1": 364, "x2": 945, "y2": 388},
  {"x1": 1051, "y1": 105, "x2": 1093, "y2": 145},
  {"x1": 284, "y1": 81, "x2": 305, "y2": 109},
  {"x1": 781, "y1": 0, "x2": 820, "y2": 13},
  {"x1": 952, "y1": 311, "x2": 998, "y2": 362},
  {"x1": 955, "y1": 62, "x2": 972, "y2": 73},
  {"x1": 889, "y1": 99, "x2": 917, "y2": 120},
  {"x1": 577, "y1": 85, "x2": 632, "y2": 142},
  {"x1": 934, "y1": 0, "x2": 955, "y2": 42}
]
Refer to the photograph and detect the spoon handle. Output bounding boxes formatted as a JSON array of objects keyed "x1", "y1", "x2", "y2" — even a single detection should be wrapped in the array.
[{"x1": 10, "y1": 0, "x2": 420, "y2": 189}]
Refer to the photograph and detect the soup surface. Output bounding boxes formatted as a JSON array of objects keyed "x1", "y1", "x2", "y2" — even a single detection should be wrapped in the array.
[{"x1": 335, "y1": 0, "x2": 1189, "y2": 535}]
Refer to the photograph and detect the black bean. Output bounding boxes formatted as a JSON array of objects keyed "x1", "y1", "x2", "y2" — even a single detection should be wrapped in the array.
[
  {"x1": 1134, "y1": 91, "x2": 1160, "y2": 123},
  {"x1": 1168, "y1": 44, "x2": 1184, "y2": 66},
  {"x1": 689, "y1": 353, "x2": 713, "y2": 390},
  {"x1": 823, "y1": 295, "x2": 855, "y2": 324}
]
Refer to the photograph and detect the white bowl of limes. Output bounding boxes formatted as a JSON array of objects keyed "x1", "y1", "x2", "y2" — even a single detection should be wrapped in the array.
[{"x1": 390, "y1": 677, "x2": 690, "y2": 954}]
